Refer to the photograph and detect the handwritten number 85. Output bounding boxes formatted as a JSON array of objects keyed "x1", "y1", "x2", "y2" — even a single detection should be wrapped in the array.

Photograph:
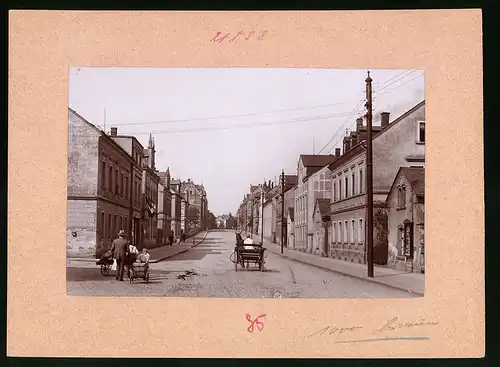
[{"x1": 211, "y1": 31, "x2": 268, "y2": 43}]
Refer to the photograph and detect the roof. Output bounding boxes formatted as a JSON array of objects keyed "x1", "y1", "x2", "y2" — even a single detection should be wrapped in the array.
[
  {"x1": 314, "y1": 198, "x2": 331, "y2": 216},
  {"x1": 388, "y1": 167, "x2": 425, "y2": 199},
  {"x1": 300, "y1": 154, "x2": 336, "y2": 168},
  {"x1": 284, "y1": 175, "x2": 298, "y2": 185},
  {"x1": 328, "y1": 100, "x2": 426, "y2": 172}
]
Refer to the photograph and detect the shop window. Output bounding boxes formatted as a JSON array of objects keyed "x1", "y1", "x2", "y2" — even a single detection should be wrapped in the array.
[{"x1": 417, "y1": 121, "x2": 425, "y2": 143}]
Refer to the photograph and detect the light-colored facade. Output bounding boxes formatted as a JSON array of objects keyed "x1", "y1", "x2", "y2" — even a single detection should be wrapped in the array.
[
  {"x1": 262, "y1": 198, "x2": 273, "y2": 242},
  {"x1": 294, "y1": 155, "x2": 336, "y2": 253},
  {"x1": 386, "y1": 167, "x2": 425, "y2": 273},
  {"x1": 328, "y1": 101, "x2": 426, "y2": 264},
  {"x1": 170, "y1": 178, "x2": 182, "y2": 236}
]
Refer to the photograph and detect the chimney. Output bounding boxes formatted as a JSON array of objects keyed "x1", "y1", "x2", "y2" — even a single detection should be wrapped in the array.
[
  {"x1": 335, "y1": 148, "x2": 341, "y2": 158},
  {"x1": 356, "y1": 117, "x2": 363, "y2": 130},
  {"x1": 110, "y1": 127, "x2": 117, "y2": 136},
  {"x1": 381, "y1": 112, "x2": 390, "y2": 127},
  {"x1": 343, "y1": 136, "x2": 350, "y2": 154}
]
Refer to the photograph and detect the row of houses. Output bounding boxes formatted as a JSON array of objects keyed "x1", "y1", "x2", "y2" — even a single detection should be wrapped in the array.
[
  {"x1": 236, "y1": 100, "x2": 426, "y2": 273},
  {"x1": 67, "y1": 108, "x2": 209, "y2": 259}
]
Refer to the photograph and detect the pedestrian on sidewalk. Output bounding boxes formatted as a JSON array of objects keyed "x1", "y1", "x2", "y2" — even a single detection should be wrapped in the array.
[
  {"x1": 169, "y1": 232, "x2": 174, "y2": 246},
  {"x1": 110, "y1": 230, "x2": 129, "y2": 281},
  {"x1": 181, "y1": 229, "x2": 186, "y2": 243}
]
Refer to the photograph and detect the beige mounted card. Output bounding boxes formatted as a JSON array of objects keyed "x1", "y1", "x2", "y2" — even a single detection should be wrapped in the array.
[{"x1": 8, "y1": 10, "x2": 484, "y2": 358}]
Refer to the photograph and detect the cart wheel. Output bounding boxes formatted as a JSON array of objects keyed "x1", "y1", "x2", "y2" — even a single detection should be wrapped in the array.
[{"x1": 101, "y1": 265, "x2": 109, "y2": 276}]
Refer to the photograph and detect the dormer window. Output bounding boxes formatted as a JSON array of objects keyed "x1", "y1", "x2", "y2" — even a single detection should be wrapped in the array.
[{"x1": 417, "y1": 121, "x2": 425, "y2": 143}]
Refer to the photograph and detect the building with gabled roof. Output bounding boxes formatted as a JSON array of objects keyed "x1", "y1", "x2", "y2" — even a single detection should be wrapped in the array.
[
  {"x1": 386, "y1": 167, "x2": 425, "y2": 273},
  {"x1": 327, "y1": 100, "x2": 425, "y2": 265}
]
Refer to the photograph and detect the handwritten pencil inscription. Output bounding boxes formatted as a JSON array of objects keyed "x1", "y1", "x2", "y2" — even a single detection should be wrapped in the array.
[
  {"x1": 211, "y1": 30, "x2": 269, "y2": 43},
  {"x1": 308, "y1": 317, "x2": 439, "y2": 343},
  {"x1": 375, "y1": 317, "x2": 440, "y2": 334}
]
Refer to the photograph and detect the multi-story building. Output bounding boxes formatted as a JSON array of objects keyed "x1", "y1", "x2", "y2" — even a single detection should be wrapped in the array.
[
  {"x1": 170, "y1": 178, "x2": 182, "y2": 236},
  {"x1": 141, "y1": 135, "x2": 160, "y2": 249},
  {"x1": 180, "y1": 195, "x2": 188, "y2": 233},
  {"x1": 294, "y1": 154, "x2": 336, "y2": 253},
  {"x1": 67, "y1": 108, "x2": 143, "y2": 259},
  {"x1": 157, "y1": 168, "x2": 172, "y2": 246},
  {"x1": 107, "y1": 127, "x2": 145, "y2": 248},
  {"x1": 180, "y1": 179, "x2": 208, "y2": 230},
  {"x1": 275, "y1": 175, "x2": 298, "y2": 247},
  {"x1": 327, "y1": 101, "x2": 425, "y2": 264}
]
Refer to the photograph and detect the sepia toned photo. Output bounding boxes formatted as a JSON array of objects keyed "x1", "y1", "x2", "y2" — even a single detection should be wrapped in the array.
[{"x1": 66, "y1": 67, "x2": 425, "y2": 298}]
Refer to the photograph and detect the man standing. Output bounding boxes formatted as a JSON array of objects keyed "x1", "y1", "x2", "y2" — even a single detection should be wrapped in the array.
[{"x1": 111, "y1": 229, "x2": 129, "y2": 281}]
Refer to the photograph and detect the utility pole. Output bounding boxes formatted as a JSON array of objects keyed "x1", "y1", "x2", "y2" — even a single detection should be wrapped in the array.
[
  {"x1": 365, "y1": 71, "x2": 374, "y2": 278},
  {"x1": 281, "y1": 169, "x2": 285, "y2": 254},
  {"x1": 261, "y1": 186, "x2": 265, "y2": 245}
]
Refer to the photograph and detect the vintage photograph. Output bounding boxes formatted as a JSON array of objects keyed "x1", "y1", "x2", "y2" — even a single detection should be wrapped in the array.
[{"x1": 66, "y1": 68, "x2": 425, "y2": 298}]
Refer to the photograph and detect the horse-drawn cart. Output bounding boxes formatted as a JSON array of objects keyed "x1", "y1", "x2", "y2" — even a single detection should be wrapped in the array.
[{"x1": 234, "y1": 244, "x2": 266, "y2": 271}]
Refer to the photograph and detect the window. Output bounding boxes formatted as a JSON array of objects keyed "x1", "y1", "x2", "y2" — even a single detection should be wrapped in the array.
[
  {"x1": 351, "y1": 219, "x2": 356, "y2": 243},
  {"x1": 319, "y1": 181, "x2": 324, "y2": 191},
  {"x1": 121, "y1": 172, "x2": 124, "y2": 195},
  {"x1": 339, "y1": 179, "x2": 342, "y2": 200},
  {"x1": 114, "y1": 215, "x2": 117, "y2": 236},
  {"x1": 125, "y1": 176, "x2": 128, "y2": 199},
  {"x1": 339, "y1": 222, "x2": 342, "y2": 243},
  {"x1": 344, "y1": 220, "x2": 348, "y2": 243},
  {"x1": 124, "y1": 216, "x2": 128, "y2": 230},
  {"x1": 333, "y1": 182, "x2": 337, "y2": 201},
  {"x1": 359, "y1": 219, "x2": 363, "y2": 243},
  {"x1": 119, "y1": 216, "x2": 122, "y2": 231},
  {"x1": 314, "y1": 181, "x2": 319, "y2": 190},
  {"x1": 345, "y1": 177, "x2": 348, "y2": 197},
  {"x1": 108, "y1": 166, "x2": 113, "y2": 191},
  {"x1": 325, "y1": 180, "x2": 331, "y2": 191},
  {"x1": 101, "y1": 161, "x2": 106, "y2": 188},
  {"x1": 352, "y1": 172, "x2": 355, "y2": 195},
  {"x1": 332, "y1": 222, "x2": 336, "y2": 243},
  {"x1": 417, "y1": 121, "x2": 425, "y2": 143},
  {"x1": 108, "y1": 214, "x2": 111, "y2": 239},
  {"x1": 398, "y1": 186, "x2": 406, "y2": 209},
  {"x1": 101, "y1": 212, "x2": 105, "y2": 239},
  {"x1": 115, "y1": 169, "x2": 119, "y2": 194},
  {"x1": 359, "y1": 169, "x2": 363, "y2": 193}
]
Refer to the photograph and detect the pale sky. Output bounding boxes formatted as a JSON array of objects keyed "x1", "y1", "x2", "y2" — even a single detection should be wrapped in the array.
[{"x1": 69, "y1": 68, "x2": 424, "y2": 216}]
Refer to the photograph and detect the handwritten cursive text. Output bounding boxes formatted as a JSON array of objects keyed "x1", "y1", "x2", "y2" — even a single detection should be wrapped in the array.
[
  {"x1": 376, "y1": 317, "x2": 440, "y2": 334},
  {"x1": 308, "y1": 325, "x2": 363, "y2": 338},
  {"x1": 211, "y1": 30, "x2": 269, "y2": 43}
]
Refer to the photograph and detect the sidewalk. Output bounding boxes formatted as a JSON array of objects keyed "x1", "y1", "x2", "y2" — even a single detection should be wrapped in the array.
[
  {"x1": 148, "y1": 230, "x2": 208, "y2": 263},
  {"x1": 67, "y1": 230, "x2": 208, "y2": 264},
  {"x1": 251, "y1": 234, "x2": 424, "y2": 296}
]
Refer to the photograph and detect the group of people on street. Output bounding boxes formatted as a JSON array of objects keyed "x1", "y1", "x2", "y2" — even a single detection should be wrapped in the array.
[
  {"x1": 109, "y1": 229, "x2": 150, "y2": 281},
  {"x1": 107, "y1": 228, "x2": 189, "y2": 281},
  {"x1": 168, "y1": 229, "x2": 186, "y2": 246}
]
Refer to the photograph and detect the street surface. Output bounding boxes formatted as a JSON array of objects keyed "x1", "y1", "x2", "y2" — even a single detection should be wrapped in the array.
[{"x1": 67, "y1": 231, "x2": 416, "y2": 298}]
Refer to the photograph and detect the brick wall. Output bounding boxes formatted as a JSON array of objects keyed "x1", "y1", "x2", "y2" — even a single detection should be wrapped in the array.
[{"x1": 67, "y1": 199, "x2": 97, "y2": 258}]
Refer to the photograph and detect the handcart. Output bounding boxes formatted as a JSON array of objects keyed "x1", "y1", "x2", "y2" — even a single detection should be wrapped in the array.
[
  {"x1": 96, "y1": 252, "x2": 113, "y2": 276},
  {"x1": 128, "y1": 262, "x2": 150, "y2": 283}
]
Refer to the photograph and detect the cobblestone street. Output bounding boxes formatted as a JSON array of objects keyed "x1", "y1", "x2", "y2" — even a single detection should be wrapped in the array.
[{"x1": 67, "y1": 230, "x2": 417, "y2": 298}]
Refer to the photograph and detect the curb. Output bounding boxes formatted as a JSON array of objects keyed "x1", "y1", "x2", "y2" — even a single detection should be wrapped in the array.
[
  {"x1": 149, "y1": 231, "x2": 208, "y2": 263},
  {"x1": 266, "y1": 245, "x2": 424, "y2": 297}
]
